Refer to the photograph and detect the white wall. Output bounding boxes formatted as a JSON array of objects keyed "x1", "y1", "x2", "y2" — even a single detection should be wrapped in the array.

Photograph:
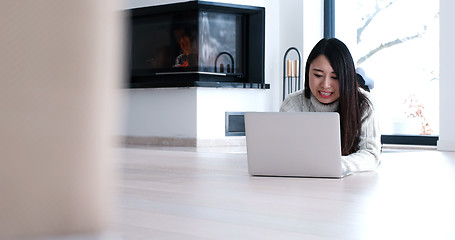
[
  {"x1": 265, "y1": 0, "x2": 282, "y2": 110},
  {"x1": 274, "y1": 0, "x2": 303, "y2": 106},
  {"x1": 277, "y1": 0, "x2": 324, "y2": 106},
  {"x1": 438, "y1": 0, "x2": 455, "y2": 151},
  {"x1": 124, "y1": 0, "x2": 188, "y2": 9},
  {"x1": 126, "y1": 88, "x2": 197, "y2": 138},
  {"x1": 196, "y1": 88, "x2": 270, "y2": 141},
  {"x1": 125, "y1": 87, "x2": 270, "y2": 141},
  {"x1": 302, "y1": 1, "x2": 324, "y2": 63}
]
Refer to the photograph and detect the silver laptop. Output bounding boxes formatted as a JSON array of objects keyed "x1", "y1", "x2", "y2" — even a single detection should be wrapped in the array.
[{"x1": 245, "y1": 112, "x2": 346, "y2": 178}]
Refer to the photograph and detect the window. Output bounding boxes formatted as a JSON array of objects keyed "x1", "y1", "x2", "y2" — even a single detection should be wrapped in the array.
[{"x1": 332, "y1": 0, "x2": 439, "y2": 145}]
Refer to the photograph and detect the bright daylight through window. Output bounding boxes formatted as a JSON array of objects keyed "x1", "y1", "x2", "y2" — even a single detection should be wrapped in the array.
[{"x1": 336, "y1": 0, "x2": 439, "y2": 136}]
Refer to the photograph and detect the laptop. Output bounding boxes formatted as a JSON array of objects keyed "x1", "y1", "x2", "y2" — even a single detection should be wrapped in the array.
[{"x1": 245, "y1": 112, "x2": 347, "y2": 178}]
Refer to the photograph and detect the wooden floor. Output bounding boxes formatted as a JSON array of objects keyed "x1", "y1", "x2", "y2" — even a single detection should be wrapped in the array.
[{"x1": 114, "y1": 147, "x2": 455, "y2": 240}]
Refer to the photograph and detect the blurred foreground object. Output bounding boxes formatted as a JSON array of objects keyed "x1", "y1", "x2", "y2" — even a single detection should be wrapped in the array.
[{"x1": 0, "y1": 1, "x2": 124, "y2": 239}]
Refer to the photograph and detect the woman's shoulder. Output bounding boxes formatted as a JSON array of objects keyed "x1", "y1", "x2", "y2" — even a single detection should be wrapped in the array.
[
  {"x1": 358, "y1": 87, "x2": 377, "y2": 120},
  {"x1": 287, "y1": 89, "x2": 306, "y2": 100},
  {"x1": 359, "y1": 88, "x2": 375, "y2": 107},
  {"x1": 359, "y1": 87, "x2": 371, "y2": 98},
  {"x1": 280, "y1": 90, "x2": 308, "y2": 112}
]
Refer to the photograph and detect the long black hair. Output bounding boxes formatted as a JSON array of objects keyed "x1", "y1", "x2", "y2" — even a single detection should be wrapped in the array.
[{"x1": 304, "y1": 38, "x2": 370, "y2": 156}]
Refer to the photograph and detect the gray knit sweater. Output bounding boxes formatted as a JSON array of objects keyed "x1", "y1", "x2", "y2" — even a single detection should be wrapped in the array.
[{"x1": 280, "y1": 88, "x2": 381, "y2": 174}]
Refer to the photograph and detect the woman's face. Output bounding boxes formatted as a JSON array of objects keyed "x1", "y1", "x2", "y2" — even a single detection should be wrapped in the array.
[{"x1": 308, "y1": 55, "x2": 340, "y2": 104}]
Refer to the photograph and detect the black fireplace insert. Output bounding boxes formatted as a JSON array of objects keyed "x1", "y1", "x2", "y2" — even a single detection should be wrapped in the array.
[{"x1": 128, "y1": 1, "x2": 268, "y2": 89}]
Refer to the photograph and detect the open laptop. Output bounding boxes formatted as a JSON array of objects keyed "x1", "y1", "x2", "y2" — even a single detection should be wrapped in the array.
[{"x1": 245, "y1": 112, "x2": 347, "y2": 178}]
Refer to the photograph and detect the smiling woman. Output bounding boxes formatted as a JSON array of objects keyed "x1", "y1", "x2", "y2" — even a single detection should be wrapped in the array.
[
  {"x1": 308, "y1": 55, "x2": 340, "y2": 104},
  {"x1": 280, "y1": 38, "x2": 381, "y2": 176}
]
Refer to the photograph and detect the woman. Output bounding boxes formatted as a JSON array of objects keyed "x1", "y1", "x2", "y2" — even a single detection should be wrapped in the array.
[{"x1": 280, "y1": 38, "x2": 381, "y2": 175}]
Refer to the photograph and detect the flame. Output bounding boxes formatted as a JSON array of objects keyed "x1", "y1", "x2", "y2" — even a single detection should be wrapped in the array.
[
  {"x1": 175, "y1": 35, "x2": 190, "y2": 67},
  {"x1": 180, "y1": 36, "x2": 190, "y2": 55}
]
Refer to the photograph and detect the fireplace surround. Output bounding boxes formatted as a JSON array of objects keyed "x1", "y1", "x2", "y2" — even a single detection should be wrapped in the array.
[{"x1": 128, "y1": 1, "x2": 268, "y2": 89}]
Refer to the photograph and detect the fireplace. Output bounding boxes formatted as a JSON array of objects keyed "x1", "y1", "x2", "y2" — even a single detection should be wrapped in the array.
[{"x1": 128, "y1": 1, "x2": 268, "y2": 89}]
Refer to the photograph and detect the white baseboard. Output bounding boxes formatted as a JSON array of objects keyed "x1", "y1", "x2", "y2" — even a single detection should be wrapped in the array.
[
  {"x1": 122, "y1": 136, "x2": 246, "y2": 147},
  {"x1": 197, "y1": 136, "x2": 246, "y2": 147},
  {"x1": 437, "y1": 140, "x2": 455, "y2": 152},
  {"x1": 123, "y1": 136, "x2": 197, "y2": 147}
]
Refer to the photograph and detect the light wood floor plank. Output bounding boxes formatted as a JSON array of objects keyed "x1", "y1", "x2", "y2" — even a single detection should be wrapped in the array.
[{"x1": 115, "y1": 147, "x2": 455, "y2": 239}]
